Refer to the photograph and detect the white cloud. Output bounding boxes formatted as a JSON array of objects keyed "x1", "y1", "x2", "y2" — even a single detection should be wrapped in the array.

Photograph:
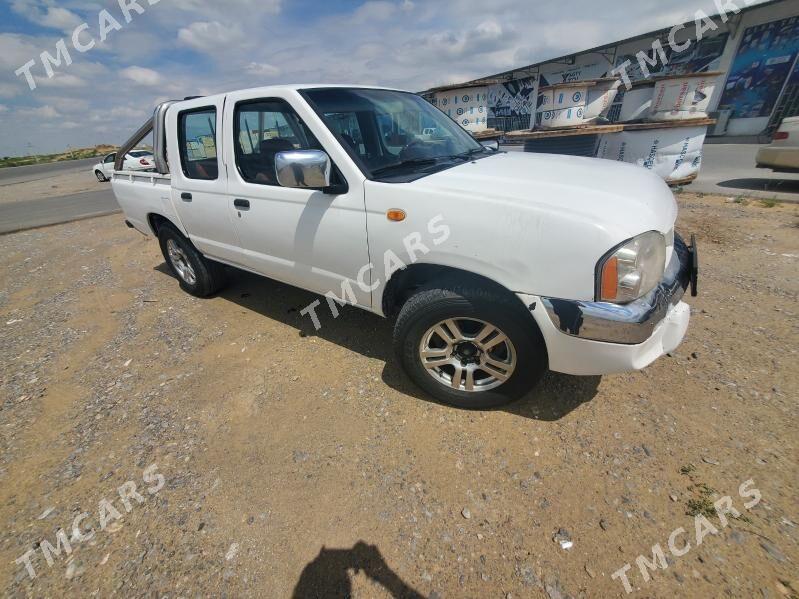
[
  {"x1": 18, "y1": 105, "x2": 60, "y2": 119},
  {"x1": 120, "y1": 66, "x2": 162, "y2": 86},
  {"x1": 11, "y1": 0, "x2": 83, "y2": 33},
  {"x1": 244, "y1": 62, "x2": 281, "y2": 78},
  {"x1": 353, "y1": 1, "x2": 398, "y2": 23},
  {"x1": 177, "y1": 21, "x2": 243, "y2": 52}
]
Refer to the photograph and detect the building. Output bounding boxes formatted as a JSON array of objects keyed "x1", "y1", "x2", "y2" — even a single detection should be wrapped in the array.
[{"x1": 421, "y1": 0, "x2": 799, "y2": 139}]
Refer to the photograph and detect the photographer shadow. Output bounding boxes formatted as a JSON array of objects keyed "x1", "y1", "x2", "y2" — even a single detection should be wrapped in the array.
[{"x1": 292, "y1": 541, "x2": 424, "y2": 599}]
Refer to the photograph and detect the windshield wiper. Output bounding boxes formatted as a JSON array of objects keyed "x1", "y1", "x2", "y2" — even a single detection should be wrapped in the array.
[
  {"x1": 435, "y1": 148, "x2": 490, "y2": 163},
  {"x1": 458, "y1": 147, "x2": 490, "y2": 159},
  {"x1": 371, "y1": 158, "x2": 439, "y2": 176}
]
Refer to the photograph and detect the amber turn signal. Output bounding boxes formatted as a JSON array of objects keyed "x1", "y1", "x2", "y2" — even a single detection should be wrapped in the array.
[
  {"x1": 600, "y1": 256, "x2": 618, "y2": 301},
  {"x1": 387, "y1": 209, "x2": 406, "y2": 222}
]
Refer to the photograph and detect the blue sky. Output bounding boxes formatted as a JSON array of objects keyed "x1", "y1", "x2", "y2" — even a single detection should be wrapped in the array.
[{"x1": 0, "y1": 0, "x2": 763, "y2": 156}]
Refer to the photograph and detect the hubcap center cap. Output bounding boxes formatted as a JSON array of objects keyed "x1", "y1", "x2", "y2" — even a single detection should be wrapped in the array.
[{"x1": 455, "y1": 342, "x2": 480, "y2": 362}]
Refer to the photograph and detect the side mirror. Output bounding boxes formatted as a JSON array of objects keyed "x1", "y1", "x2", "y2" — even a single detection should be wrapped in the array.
[
  {"x1": 480, "y1": 140, "x2": 499, "y2": 151},
  {"x1": 275, "y1": 150, "x2": 331, "y2": 190}
]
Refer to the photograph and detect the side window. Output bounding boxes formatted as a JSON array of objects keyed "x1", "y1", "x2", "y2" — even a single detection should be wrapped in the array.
[
  {"x1": 104, "y1": 153, "x2": 116, "y2": 164},
  {"x1": 234, "y1": 99, "x2": 321, "y2": 186},
  {"x1": 179, "y1": 108, "x2": 218, "y2": 181}
]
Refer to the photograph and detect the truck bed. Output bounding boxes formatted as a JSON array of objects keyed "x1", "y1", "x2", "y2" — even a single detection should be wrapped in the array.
[{"x1": 111, "y1": 171, "x2": 182, "y2": 237}]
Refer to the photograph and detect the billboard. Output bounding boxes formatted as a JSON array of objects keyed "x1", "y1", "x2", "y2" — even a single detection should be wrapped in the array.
[
  {"x1": 719, "y1": 16, "x2": 799, "y2": 118},
  {"x1": 487, "y1": 77, "x2": 537, "y2": 131},
  {"x1": 614, "y1": 31, "x2": 729, "y2": 83}
]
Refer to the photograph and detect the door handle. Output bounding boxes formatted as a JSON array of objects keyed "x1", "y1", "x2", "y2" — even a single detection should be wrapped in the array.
[
  {"x1": 234, "y1": 199, "x2": 250, "y2": 210},
  {"x1": 181, "y1": 192, "x2": 192, "y2": 201}
]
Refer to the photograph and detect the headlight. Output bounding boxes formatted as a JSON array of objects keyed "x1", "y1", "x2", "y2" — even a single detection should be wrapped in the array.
[{"x1": 597, "y1": 231, "x2": 666, "y2": 303}]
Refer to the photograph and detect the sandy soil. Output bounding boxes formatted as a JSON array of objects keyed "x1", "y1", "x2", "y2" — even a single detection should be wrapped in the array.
[
  {"x1": 0, "y1": 170, "x2": 105, "y2": 205},
  {"x1": 0, "y1": 193, "x2": 797, "y2": 598}
]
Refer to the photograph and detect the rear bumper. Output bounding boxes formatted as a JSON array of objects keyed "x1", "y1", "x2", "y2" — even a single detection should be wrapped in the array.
[
  {"x1": 756, "y1": 146, "x2": 799, "y2": 171},
  {"x1": 521, "y1": 234, "x2": 697, "y2": 376}
]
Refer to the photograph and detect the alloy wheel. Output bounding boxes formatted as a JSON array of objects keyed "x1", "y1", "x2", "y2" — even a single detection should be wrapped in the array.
[{"x1": 418, "y1": 317, "x2": 517, "y2": 392}]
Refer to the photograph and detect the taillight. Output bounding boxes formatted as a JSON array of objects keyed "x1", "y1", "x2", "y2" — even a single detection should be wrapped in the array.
[
  {"x1": 774, "y1": 131, "x2": 789, "y2": 140},
  {"x1": 139, "y1": 158, "x2": 150, "y2": 165}
]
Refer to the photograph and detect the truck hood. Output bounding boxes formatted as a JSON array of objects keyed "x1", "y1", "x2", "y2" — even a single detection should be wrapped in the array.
[{"x1": 412, "y1": 150, "x2": 678, "y2": 240}]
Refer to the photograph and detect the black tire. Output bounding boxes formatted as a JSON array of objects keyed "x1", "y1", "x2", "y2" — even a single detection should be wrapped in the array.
[
  {"x1": 394, "y1": 283, "x2": 548, "y2": 409},
  {"x1": 95, "y1": 170, "x2": 107, "y2": 182},
  {"x1": 157, "y1": 224, "x2": 227, "y2": 297}
]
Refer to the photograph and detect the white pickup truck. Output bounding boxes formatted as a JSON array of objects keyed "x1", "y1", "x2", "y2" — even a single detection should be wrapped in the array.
[{"x1": 112, "y1": 85, "x2": 698, "y2": 408}]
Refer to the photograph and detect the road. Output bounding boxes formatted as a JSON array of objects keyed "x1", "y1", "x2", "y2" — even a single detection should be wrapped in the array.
[
  {"x1": 0, "y1": 188, "x2": 118, "y2": 234},
  {"x1": 690, "y1": 143, "x2": 799, "y2": 201},
  {"x1": 0, "y1": 157, "x2": 120, "y2": 234},
  {"x1": 0, "y1": 157, "x2": 98, "y2": 187}
]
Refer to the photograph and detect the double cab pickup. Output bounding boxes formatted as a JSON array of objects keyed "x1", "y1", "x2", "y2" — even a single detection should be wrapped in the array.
[{"x1": 112, "y1": 85, "x2": 698, "y2": 408}]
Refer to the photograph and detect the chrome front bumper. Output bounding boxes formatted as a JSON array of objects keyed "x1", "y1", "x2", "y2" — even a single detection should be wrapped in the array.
[{"x1": 542, "y1": 234, "x2": 697, "y2": 345}]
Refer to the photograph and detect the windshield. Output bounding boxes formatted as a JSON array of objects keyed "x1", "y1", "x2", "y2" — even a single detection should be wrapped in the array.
[
  {"x1": 303, "y1": 88, "x2": 488, "y2": 181},
  {"x1": 128, "y1": 150, "x2": 152, "y2": 157}
]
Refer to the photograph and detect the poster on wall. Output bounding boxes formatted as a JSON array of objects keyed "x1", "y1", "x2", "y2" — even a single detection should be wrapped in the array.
[
  {"x1": 614, "y1": 32, "x2": 729, "y2": 83},
  {"x1": 719, "y1": 16, "x2": 799, "y2": 118},
  {"x1": 432, "y1": 88, "x2": 489, "y2": 132},
  {"x1": 538, "y1": 53, "x2": 614, "y2": 86},
  {"x1": 487, "y1": 77, "x2": 537, "y2": 131}
]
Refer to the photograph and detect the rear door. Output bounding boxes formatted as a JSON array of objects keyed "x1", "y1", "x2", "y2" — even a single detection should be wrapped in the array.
[{"x1": 167, "y1": 96, "x2": 243, "y2": 265}]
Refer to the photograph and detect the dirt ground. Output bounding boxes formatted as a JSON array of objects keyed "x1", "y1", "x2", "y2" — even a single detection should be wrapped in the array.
[
  {"x1": 0, "y1": 193, "x2": 797, "y2": 598},
  {"x1": 0, "y1": 170, "x2": 103, "y2": 205}
]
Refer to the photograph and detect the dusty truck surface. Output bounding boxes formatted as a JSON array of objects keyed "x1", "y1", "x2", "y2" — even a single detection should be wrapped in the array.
[{"x1": 111, "y1": 84, "x2": 698, "y2": 408}]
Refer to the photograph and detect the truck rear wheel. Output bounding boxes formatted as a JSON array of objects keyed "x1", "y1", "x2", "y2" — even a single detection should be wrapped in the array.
[
  {"x1": 393, "y1": 284, "x2": 547, "y2": 409},
  {"x1": 158, "y1": 225, "x2": 226, "y2": 297}
]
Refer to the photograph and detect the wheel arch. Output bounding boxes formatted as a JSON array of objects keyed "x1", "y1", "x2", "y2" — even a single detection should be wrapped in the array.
[
  {"x1": 382, "y1": 263, "x2": 535, "y2": 323},
  {"x1": 147, "y1": 213, "x2": 185, "y2": 238}
]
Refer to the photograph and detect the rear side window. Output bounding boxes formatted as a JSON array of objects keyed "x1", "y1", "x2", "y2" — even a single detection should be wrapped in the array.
[
  {"x1": 179, "y1": 108, "x2": 218, "y2": 180},
  {"x1": 234, "y1": 99, "x2": 321, "y2": 186}
]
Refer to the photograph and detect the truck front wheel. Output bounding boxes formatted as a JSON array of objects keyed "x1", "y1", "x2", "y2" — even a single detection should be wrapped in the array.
[
  {"x1": 158, "y1": 225, "x2": 226, "y2": 297},
  {"x1": 393, "y1": 284, "x2": 547, "y2": 409}
]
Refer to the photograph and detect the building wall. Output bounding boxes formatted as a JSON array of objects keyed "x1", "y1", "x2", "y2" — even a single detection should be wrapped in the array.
[{"x1": 461, "y1": 0, "x2": 798, "y2": 137}]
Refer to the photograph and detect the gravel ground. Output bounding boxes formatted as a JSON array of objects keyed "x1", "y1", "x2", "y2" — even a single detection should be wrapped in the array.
[{"x1": 0, "y1": 193, "x2": 796, "y2": 598}]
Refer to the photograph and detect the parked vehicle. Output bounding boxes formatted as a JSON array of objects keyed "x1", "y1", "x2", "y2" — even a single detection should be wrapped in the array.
[
  {"x1": 756, "y1": 117, "x2": 799, "y2": 173},
  {"x1": 93, "y1": 150, "x2": 154, "y2": 181},
  {"x1": 111, "y1": 85, "x2": 698, "y2": 408}
]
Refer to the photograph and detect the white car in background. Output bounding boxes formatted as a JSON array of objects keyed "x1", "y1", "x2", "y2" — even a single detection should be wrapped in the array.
[
  {"x1": 93, "y1": 150, "x2": 154, "y2": 181},
  {"x1": 756, "y1": 117, "x2": 799, "y2": 173}
]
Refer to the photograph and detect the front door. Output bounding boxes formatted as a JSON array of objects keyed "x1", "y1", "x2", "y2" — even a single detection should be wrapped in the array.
[
  {"x1": 223, "y1": 93, "x2": 371, "y2": 307},
  {"x1": 167, "y1": 97, "x2": 242, "y2": 266}
]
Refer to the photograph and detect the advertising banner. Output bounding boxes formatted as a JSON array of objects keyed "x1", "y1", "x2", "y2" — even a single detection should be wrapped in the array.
[
  {"x1": 719, "y1": 17, "x2": 799, "y2": 118},
  {"x1": 596, "y1": 126, "x2": 707, "y2": 181},
  {"x1": 432, "y1": 88, "x2": 489, "y2": 132},
  {"x1": 487, "y1": 77, "x2": 537, "y2": 131}
]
